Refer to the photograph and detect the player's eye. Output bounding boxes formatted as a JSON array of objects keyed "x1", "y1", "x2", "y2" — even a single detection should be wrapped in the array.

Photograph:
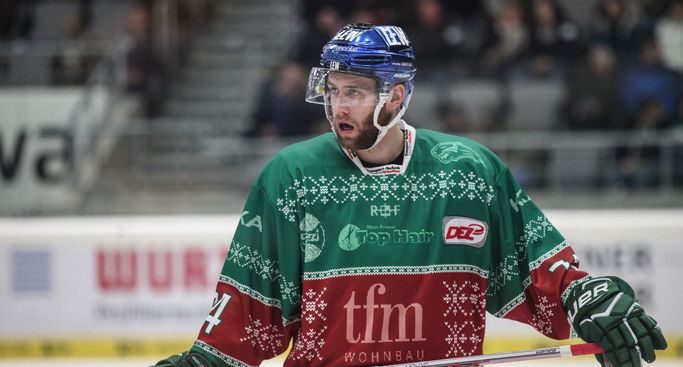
[{"x1": 346, "y1": 89, "x2": 362, "y2": 97}]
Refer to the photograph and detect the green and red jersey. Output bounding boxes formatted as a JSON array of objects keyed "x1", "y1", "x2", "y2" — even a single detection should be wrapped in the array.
[{"x1": 191, "y1": 122, "x2": 589, "y2": 366}]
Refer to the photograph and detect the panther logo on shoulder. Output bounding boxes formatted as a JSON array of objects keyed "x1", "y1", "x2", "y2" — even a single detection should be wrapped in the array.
[{"x1": 431, "y1": 142, "x2": 486, "y2": 167}]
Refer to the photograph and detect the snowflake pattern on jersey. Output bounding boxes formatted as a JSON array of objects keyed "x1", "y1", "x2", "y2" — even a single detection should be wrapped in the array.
[
  {"x1": 239, "y1": 315, "x2": 285, "y2": 358},
  {"x1": 442, "y1": 280, "x2": 486, "y2": 357},
  {"x1": 527, "y1": 288, "x2": 559, "y2": 336},
  {"x1": 518, "y1": 215, "x2": 555, "y2": 249},
  {"x1": 193, "y1": 340, "x2": 256, "y2": 367},
  {"x1": 486, "y1": 255, "x2": 520, "y2": 297},
  {"x1": 289, "y1": 287, "x2": 328, "y2": 362},
  {"x1": 487, "y1": 215, "x2": 557, "y2": 297},
  {"x1": 275, "y1": 171, "x2": 495, "y2": 223},
  {"x1": 227, "y1": 241, "x2": 300, "y2": 304}
]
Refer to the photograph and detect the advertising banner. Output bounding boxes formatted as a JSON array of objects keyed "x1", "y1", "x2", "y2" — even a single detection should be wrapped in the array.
[
  {"x1": 0, "y1": 211, "x2": 681, "y2": 358},
  {"x1": 0, "y1": 88, "x2": 106, "y2": 215},
  {"x1": 0, "y1": 216, "x2": 235, "y2": 339}
]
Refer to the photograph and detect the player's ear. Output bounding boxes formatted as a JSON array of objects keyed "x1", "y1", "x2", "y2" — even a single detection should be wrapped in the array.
[{"x1": 386, "y1": 83, "x2": 405, "y2": 112}]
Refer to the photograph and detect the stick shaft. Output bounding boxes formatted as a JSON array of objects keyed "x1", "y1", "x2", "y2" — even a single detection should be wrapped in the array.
[{"x1": 375, "y1": 343, "x2": 604, "y2": 367}]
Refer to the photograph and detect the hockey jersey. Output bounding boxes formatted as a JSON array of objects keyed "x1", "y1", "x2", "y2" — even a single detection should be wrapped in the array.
[{"x1": 190, "y1": 122, "x2": 589, "y2": 366}]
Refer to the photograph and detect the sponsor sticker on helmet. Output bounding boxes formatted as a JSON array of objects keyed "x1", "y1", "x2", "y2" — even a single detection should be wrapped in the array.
[
  {"x1": 442, "y1": 217, "x2": 488, "y2": 247},
  {"x1": 333, "y1": 28, "x2": 364, "y2": 42},
  {"x1": 375, "y1": 26, "x2": 410, "y2": 46}
]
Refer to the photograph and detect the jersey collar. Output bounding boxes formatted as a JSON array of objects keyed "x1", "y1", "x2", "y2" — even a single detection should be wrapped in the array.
[{"x1": 341, "y1": 120, "x2": 416, "y2": 176}]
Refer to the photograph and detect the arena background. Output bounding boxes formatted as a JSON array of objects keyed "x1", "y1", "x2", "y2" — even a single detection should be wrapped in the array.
[{"x1": 1, "y1": 0, "x2": 682, "y2": 366}]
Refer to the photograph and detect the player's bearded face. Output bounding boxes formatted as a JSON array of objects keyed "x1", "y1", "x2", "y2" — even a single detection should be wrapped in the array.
[{"x1": 327, "y1": 73, "x2": 391, "y2": 150}]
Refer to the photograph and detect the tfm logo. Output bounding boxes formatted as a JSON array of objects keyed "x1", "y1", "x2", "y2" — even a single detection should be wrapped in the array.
[
  {"x1": 344, "y1": 283, "x2": 426, "y2": 344},
  {"x1": 442, "y1": 217, "x2": 488, "y2": 247}
]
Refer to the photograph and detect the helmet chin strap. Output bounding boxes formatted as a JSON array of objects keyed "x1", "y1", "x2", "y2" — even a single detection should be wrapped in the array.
[{"x1": 360, "y1": 92, "x2": 407, "y2": 152}]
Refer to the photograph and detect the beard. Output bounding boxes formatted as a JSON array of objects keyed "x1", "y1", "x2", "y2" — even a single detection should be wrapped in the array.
[
  {"x1": 333, "y1": 108, "x2": 393, "y2": 151},
  {"x1": 334, "y1": 120, "x2": 378, "y2": 150}
]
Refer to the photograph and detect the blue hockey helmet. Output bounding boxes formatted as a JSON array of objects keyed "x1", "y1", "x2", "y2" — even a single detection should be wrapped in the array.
[{"x1": 305, "y1": 24, "x2": 417, "y2": 150}]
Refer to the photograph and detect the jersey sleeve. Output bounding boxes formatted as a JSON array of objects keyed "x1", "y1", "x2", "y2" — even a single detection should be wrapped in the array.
[
  {"x1": 485, "y1": 167, "x2": 589, "y2": 340},
  {"x1": 190, "y1": 173, "x2": 303, "y2": 366}
]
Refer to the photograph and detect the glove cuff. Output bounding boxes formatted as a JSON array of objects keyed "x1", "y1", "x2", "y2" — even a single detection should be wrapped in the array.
[
  {"x1": 186, "y1": 353, "x2": 212, "y2": 367},
  {"x1": 153, "y1": 351, "x2": 213, "y2": 367},
  {"x1": 563, "y1": 276, "x2": 635, "y2": 326}
]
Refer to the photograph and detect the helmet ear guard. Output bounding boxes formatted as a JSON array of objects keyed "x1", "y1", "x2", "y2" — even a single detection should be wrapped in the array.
[{"x1": 305, "y1": 23, "x2": 417, "y2": 150}]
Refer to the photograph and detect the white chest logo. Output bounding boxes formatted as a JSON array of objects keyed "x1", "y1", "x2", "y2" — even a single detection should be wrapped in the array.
[
  {"x1": 443, "y1": 217, "x2": 488, "y2": 247},
  {"x1": 431, "y1": 142, "x2": 486, "y2": 167}
]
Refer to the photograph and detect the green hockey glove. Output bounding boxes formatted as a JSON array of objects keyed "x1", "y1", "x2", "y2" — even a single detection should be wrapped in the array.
[
  {"x1": 564, "y1": 276, "x2": 667, "y2": 367},
  {"x1": 151, "y1": 351, "x2": 213, "y2": 367}
]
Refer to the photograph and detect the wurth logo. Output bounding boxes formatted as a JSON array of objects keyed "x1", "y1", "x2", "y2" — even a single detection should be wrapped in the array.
[{"x1": 443, "y1": 217, "x2": 488, "y2": 247}]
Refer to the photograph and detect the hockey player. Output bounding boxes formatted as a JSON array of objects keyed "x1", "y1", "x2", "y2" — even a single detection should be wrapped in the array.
[{"x1": 153, "y1": 24, "x2": 666, "y2": 367}]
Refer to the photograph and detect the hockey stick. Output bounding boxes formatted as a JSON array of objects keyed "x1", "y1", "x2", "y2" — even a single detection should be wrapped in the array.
[{"x1": 375, "y1": 342, "x2": 604, "y2": 367}]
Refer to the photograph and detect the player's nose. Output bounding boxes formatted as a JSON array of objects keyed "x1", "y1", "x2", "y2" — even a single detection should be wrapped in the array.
[{"x1": 333, "y1": 109, "x2": 349, "y2": 121}]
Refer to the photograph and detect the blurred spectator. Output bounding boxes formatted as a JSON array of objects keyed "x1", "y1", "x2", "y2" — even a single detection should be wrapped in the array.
[
  {"x1": 293, "y1": 6, "x2": 344, "y2": 68},
  {"x1": 435, "y1": 97, "x2": 505, "y2": 133},
  {"x1": 78, "y1": 0, "x2": 94, "y2": 32},
  {"x1": 524, "y1": 0, "x2": 583, "y2": 79},
  {"x1": 442, "y1": 1, "x2": 485, "y2": 20},
  {"x1": 639, "y1": 0, "x2": 671, "y2": 20},
  {"x1": 435, "y1": 102, "x2": 468, "y2": 133},
  {"x1": 614, "y1": 41, "x2": 680, "y2": 188},
  {"x1": 672, "y1": 96, "x2": 683, "y2": 187},
  {"x1": 246, "y1": 62, "x2": 325, "y2": 137},
  {"x1": 300, "y1": 0, "x2": 356, "y2": 29},
  {"x1": 478, "y1": 0, "x2": 528, "y2": 80},
  {"x1": 563, "y1": 44, "x2": 624, "y2": 130},
  {"x1": 0, "y1": 0, "x2": 12, "y2": 81},
  {"x1": 407, "y1": 0, "x2": 452, "y2": 78},
  {"x1": 443, "y1": 3, "x2": 489, "y2": 77},
  {"x1": 349, "y1": 7, "x2": 380, "y2": 25},
  {"x1": 51, "y1": 15, "x2": 97, "y2": 85},
  {"x1": 675, "y1": 96, "x2": 683, "y2": 129},
  {"x1": 0, "y1": 0, "x2": 37, "y2": 42},
  {"x1": 621, "y1": 37, "x2": 683, "y2": 123},
  {"x1": 655, "y1": 0, "x2": 683, "y2": 74},
  {"x1": 371, "y1": 0, "x2": 408, "y2": 25},
  {"x1": 613, "y1": 97, "x2": 669, "y2": 188},
  {"x1": 0, "y1": 1, "x2": 16, "y2": 41},
  {"x1": 591, "y1": 0, "x2": 641, "y2": 60},
  {"x1": 126, "y1": 2, "x2": 164, "y2": 117},
  {"x1": 632, "y1": 97, "x2": 670, "y2": 129}
]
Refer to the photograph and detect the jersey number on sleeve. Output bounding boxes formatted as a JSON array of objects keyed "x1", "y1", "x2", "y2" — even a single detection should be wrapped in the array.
[
  {"x1": 204, "y1": 292, "x2": 231, "y2": 335},
  {"x1": 549, "y1": 254, "x2": 579, "y2": 273}
]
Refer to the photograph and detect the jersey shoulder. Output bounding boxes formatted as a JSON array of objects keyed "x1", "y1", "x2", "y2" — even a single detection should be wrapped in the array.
[
  {"x1": 254, "y1": 133, "x2": 340, "y2": 193},
  {"x1": 275, "y1": 132, "x2": 340, "y2": 164},
  {"x1": 415, "y1": 128, "x2": 507, "y2": 175}
]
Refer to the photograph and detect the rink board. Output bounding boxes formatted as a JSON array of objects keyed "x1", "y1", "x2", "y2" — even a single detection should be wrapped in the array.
[{"x1": 0, "y1": 211, "x2": 681, "y2": 359}]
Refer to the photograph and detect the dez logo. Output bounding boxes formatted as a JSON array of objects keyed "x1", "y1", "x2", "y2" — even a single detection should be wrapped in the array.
[{"x1": 442, "y1": 217, "x2": 488, "y2": 248}]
